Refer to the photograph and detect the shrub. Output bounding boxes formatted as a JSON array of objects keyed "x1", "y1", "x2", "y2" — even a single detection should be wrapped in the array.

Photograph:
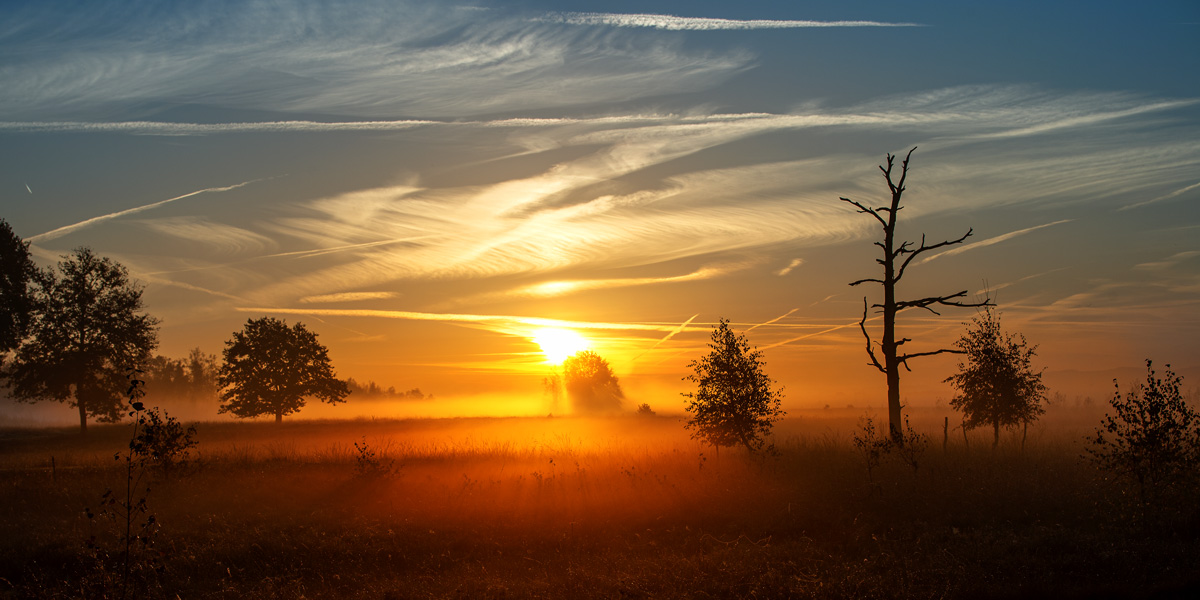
[
  {"x1": 1087, "y1": 360, "x2": 1200, "y2": 514},
  {"x1": 131, "y1": 408, "x2": 198, "y2": 479}
]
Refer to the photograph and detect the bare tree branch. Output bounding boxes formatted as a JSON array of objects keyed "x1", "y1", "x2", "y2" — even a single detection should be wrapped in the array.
[
  {"x1": 895, "y1": 228, "x2": 974, "y2": 283},
  {"x1": 849, "y1": 277, "x2": 885, "y2": 287},
  {"x1": 895, "y1": 291, "x2": 991, "y2": 315},
  {"x1": 858, "y1": 298, "x2": 885, "y2": 374},
  {"x1": 898, "y1": 347, "x2": 964, "y2": 371},
  {"x1": 841, "y1": 197, "x2": 886, "y2": 227}
]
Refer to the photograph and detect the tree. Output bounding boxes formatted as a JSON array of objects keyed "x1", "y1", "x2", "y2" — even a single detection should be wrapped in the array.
[
  {"x1": 945, "y1": 307, "x2": 1047, "y2": 447},
  {"x1": 561, "y1": 350, "x2": 624, "y2": 414},
  {"x1": 4, "y1": 248, "x2": 159, "y2": 433},
  {"x1": 841, "y1": 148, "x2": 990, "y2": 442},
  {"x1": 0, "y1": 219, "x2": 39, "y2": 361},
  {"x1": 1087, "y1": 360, "x2": 1199, "y2": 511},
  {"x1": 216, "y1": 317, "x2": 349, "y2": 422},
  {"x1": 682, "y1": 318, "x2": 785, "y2": 453},
  {"x1": 184, "y1": 347, "x2": 220, "y2": 401}
]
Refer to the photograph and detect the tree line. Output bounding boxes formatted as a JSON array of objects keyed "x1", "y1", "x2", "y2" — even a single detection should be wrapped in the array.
[{"x1": 0, "y1": 220, "x2": 425, "y2": 431}]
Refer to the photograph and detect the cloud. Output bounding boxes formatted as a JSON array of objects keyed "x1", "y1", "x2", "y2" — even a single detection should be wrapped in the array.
[
  {"x1": 27, "y1": 179, "x2": 262, "y2": 243},
  {"x1": 236, "y1": 306, "x2": 707, "y2": 338},
  {"x1": 0, "y1": 1, "x2": 753, "y2": 120},
  {"x1": 919, "y1": 220, "x2": 1073, "y2": 265},
  {"x1": 537, "y1": 13, "x2": 923, "y2": 30},
  {"x1": 777, "y1": 258, "x2": 804, "y2": 276},
  {"x1": 512, "y1": 263, "x2": 749, "y2": 297},
  {"x1": 1135, "y1": 250, "x2": 1200, "y2": 271},
  {"x1": 299, "y1": 292, "x2": 402, "y2": 303}
]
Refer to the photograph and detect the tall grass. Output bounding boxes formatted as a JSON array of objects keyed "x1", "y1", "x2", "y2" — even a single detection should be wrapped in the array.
[{"x1": 0, "y1": 413, "x2": 1196, "y2": 598}]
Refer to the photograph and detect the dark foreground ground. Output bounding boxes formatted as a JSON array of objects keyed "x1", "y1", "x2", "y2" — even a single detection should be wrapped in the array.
[{"x1": 0, "y1": 414, "x2": 1197, "y2": 599}]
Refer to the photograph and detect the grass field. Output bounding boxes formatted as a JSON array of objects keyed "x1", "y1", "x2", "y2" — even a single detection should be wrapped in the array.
[{"x1": 1, "y1": 411, "x2": 1197, "y2": 599}]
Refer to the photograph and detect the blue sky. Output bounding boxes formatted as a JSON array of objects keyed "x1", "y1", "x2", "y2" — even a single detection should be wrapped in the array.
[{"x1": 2, "y1": 0, "x2": 1198, "y2": 414}]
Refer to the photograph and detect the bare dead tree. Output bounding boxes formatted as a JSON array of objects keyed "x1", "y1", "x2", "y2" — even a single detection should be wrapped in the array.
[{"x1": 842, "y1": 148, "x2": 990, "y2": 443}]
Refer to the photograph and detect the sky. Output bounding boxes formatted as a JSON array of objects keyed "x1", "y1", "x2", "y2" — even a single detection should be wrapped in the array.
[{"x1": 2, "y1": 0, "x2": 1198, "y2": 417}]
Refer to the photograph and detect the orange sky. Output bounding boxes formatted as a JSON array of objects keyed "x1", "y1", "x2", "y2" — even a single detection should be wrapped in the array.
[{"x1": 3, "y1": 2, "x2": 1198, "y2": 420}]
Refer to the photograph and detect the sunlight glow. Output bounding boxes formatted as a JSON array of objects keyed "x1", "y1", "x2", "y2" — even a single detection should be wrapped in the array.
[{"x1": 532, "y1": 328, "x2": 590, "y2": 364}]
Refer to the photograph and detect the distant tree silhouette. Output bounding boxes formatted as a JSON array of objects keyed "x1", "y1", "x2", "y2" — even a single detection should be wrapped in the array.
[
  {"x1": 945, "y1": 307, "x2": 1047, "y2": 448},
  {"x1": 636, "y1": 403, "x2": 656, "y2": 416},
  {"x1": 841, "y1": 148, "x2": 990, "y2": 443},
  {"x1": 345, "y1": 377, "x2": 425, "y2": 400},
  {"x1": 561, "y1": 350, "x2": 624, "y2": 414},
  {"x1": 143, "y1": 348, "x2": 220, "y2": 402},
  {"x1": 1087, "y1": 360, "x2": 1199, "y2": 512},
  {"x1": 4, "y1": 248, "x2": 159, "y2": 433},
  {"x1": 216, "y1": 318, "x2": 349, "y2": 422},
  {"x1": 0, "y1": 219, "x2": 38, "y2": 362},
  {"x1": 683, "y1": 318, "x2": 785, "y2": 453}
]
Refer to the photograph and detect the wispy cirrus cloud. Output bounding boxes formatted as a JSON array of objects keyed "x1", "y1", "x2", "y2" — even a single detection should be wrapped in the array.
[
  {"x1": 237, "y1": 306, "x2": 706, "y2": 336},
  {"x1": 1135, "y1": 250, "x2": 1200, "y2": 271},
  {"x1": 299, "y1": 292, "x2": 402, "y2": 304},
  {"x1": 0, "y1": 1, "x2": 752, "y2": 121},
  {"x1": 537, "y1": 12, "x2": 923, "y2": 30}
]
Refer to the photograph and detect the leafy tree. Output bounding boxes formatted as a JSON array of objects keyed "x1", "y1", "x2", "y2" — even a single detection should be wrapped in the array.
[
  {"x1": 682, "y1": 318, "x2": 785, "y2": 453},
  {"x1": 0, "y1": 219, "x2": 39, "y2": 361},
  {"x1": 636, "y1": 403, "x2": 656, "y2": 416},
  {"x1": 1087, "y1": 360, "x2": 1199, "y2": 510},
  {"x1": 216, "y1": 317, "x2": 349, "y2": 422},
  {"x1": 5, "y1": 248, "x2": 159, "y2": 433},
  {"x1": 841, "y1": 149, "x2": 990, "y2": 442},
  {"x1": 561, "y1": 350, "x2": 624, "y2": 414},
  {"x1": 945, "y1": 307, "x2": 1047, "y2": 447}
]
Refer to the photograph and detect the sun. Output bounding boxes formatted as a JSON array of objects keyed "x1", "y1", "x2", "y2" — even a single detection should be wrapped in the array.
[{"x1": 531, "y1": 328, "x2": 590, "y2": 364}]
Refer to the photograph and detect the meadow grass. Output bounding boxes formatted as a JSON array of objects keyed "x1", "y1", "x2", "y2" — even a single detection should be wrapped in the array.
[{"x1": 0, "y1": 412, "x2": 1197, "y2": 598}]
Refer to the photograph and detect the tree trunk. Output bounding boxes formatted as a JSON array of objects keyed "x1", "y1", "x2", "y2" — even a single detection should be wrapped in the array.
[
  {"x1": 275, "y1": 411, "x2": 283, "y2": 424},
  {"x1": 992, "y1": 422, "x2": 1000, "y2": 448},
  {"x1": 77, "y1": 402, "x2": 88, "y2": 435}
]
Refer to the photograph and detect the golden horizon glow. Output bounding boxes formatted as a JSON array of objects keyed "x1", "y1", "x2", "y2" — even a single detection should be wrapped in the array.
[{"x1": 532, "y1": 328, "x2": 591, "y2": 365}]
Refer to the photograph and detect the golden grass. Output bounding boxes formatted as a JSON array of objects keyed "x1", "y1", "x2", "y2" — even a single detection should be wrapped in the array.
[{"x1": 0, "y1": 411, "x2": 1197, "y2": 598}]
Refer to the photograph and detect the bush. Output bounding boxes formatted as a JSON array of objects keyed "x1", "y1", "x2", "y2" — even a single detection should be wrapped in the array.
[
  {"x1": 1087, "y1": 360, "x2": 1200, "y2": 515},
  {"x1": 131, "y1": 408, "x2": 198, "y2": 479}
]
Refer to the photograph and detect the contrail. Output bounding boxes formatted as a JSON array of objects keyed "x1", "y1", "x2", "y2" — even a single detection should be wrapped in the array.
[
  {"x1": 25, "y1": 183, "x2": 32, "y2": 194},
  {"x1": 630, "y1": 314, "x2": 699, "y2": 363},
  {"x1": 538, "y1": 12, "x2": 924, "y2": 30},
  {"x1": 1120, "y1": 180, "x2": 1200, "y2": 211},
  {"x1": 747, "y1": 308, "x2": 798, "y2": 332},
  {"x1": 28, "y1": 179, "x2": 265, "y2": 243},
  {"x1": 918, "y1": 220, "x2": 1073, "y2": 265}
]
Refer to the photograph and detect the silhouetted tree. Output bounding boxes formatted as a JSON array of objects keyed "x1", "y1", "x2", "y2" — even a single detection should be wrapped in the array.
[
  {"x1": 216, "y1": 317, "x2": 349, "y2": 422},
  {"x1": 143, "y1": 348, "x2": 220, "y2": 402},
  {"x1": 683, "y1": 319, "x2": 785, "y2": 453},
  {"x1": 1087, "y1": 360, "x2": 1199, "y2": 511},
  {"x1": 185, "y1": 347, "x2": 220, "y2": 400},
  {"x1": 0, "y1": 219, "x2": 39, "y2": 362},
  {"x1": 946, "y1": 307, "x2": 1047, "y2": 447},
  {"x1": 561, "y1": 350, "x2": 624, "y2": 414},
  {"x1": 5, "y1": 248, "x2": 159, "y2": 433},
  {"x1": 842, "y1": 148, "x2": 990, "y2": 442},
  {"x1": 636, "y1": 403, "x2": 656, "y2": 416}
]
